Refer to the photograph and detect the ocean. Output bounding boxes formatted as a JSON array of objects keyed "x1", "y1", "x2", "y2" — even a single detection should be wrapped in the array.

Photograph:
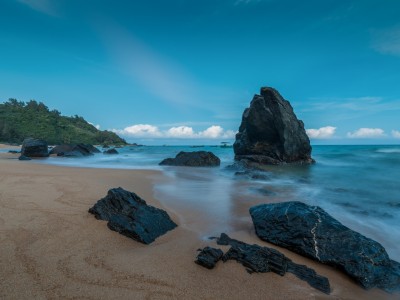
[{"x1": 6, "y1": 144, "x2": 400, "y2": 261}]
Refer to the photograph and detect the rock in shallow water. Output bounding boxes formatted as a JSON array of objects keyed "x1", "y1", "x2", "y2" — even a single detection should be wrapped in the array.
[
  {"x1": 89, "y1": 187, "x2": 177, "y2": 244},
  {"x1": 159, "y1": 151, "x2": 220, "y2": 167},
  {"x1": 234, "y1": 87, "x2": 314, "y2": 166},
  {"x1": 249, "y1": 201, "x2": 400, "y2": 292}
]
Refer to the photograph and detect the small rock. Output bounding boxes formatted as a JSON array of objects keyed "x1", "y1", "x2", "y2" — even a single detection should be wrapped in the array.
[
  {"x1": 195, "y1": 247, "x2": 224, "y2": 269},
  {"x1": 103, "y1": 148, "x2": 118, "y2": 155},
  {"x1": 18, "y1": 155, "x2": 32, "y2": 161}
]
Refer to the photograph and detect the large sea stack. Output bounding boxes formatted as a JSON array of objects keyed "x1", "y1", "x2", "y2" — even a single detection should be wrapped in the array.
[{"x1": 234, "y1": 87, "x2": 313, "y2": 165}]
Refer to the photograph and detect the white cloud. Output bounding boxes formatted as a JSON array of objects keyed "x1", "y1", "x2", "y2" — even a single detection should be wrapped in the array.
[
  {"x1": 347, "y1": 128, "x2": 386, "y2": 138},
  {"x1": 234, "y1": 0, "x2": 262, "y2": 5},
  {"x1": 306, "y1": 126, "x2": 336, "y2": 139},
  {"x1": 371, "y1": 26, "x2": 400, "y2": 56},
  {"x1": 113, "y1": 124, "x2": 236, "y2": 139},
  {"x1": 167, "y1": 126, "x2": 195, "y2": 138},
  {"x1": 17, "y1": 0, "x2": 59, "y2": 17},
  {"x1": 113, "y1": 124, "x2": 162, "y2": 138},
  {"x1": 392, "y1": 130, "x2": 400, "y2": 139}
]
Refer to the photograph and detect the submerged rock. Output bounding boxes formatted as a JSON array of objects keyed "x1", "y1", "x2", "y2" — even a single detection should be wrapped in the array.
[
  {"x1": 159, "y1": 151, "x2": 220, "y2": 167},
  {"x1": 249, "y1": 201, "x2": 400, "y2": 292},
  {"x1": 89, "y1": 187, "x2": 177, "y2": 244},
  {"x1": 18, "y1": 155, "x2": 32, "y2": 161},
  {"x1": 195, "y1": 247, "x2": 224, "y2": 269},
  {"x1": 103, "y1": 148, "x2": 118, "y2": 155},
  {"x1": 21, "y1": 138, "x2": 49, "y2": 157},
  {"x1": 49, "y1": 143, "x2": 100, "y2": 157},
  {"x1": 215, "y1": 233, "x2": 331, "y2": 294},
  {"x1": 234, "y1": 87, "x2": 313, "y2": 166}
]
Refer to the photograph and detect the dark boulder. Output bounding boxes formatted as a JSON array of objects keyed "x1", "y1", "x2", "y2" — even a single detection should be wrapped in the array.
[
  {"x1": 88, "y1": 187, "x2": 177, "y2": 244},
  {"x1": 159, "y1": 151, "x2": 220, "y2": 167},
  {"x1": 21, "y1": 138, "x2": 49, "y2": 157},
  {"x1": 234, "y1": 87, "x2": 313, "y2": 166},
  {"x1": 214, "y1": 233, "x2": 331, "y2": 294},
  {"x1": 249, "y1": 201, "x2": 400, "y2": 292},
  {"x1": 8, "y1": 150, "x2": 19, "y2": 154},
  {"x1": 50, "y1": 144, "x2": 99, "y2": 157},
  {"x1": 195, "y1": 247, "x2": 224, "y2": 269},
  {"x1": 103, "y1": 148, "x2": 118, "y2": 155}
]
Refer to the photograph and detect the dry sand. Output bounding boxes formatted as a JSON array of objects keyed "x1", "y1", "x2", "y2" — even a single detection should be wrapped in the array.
[{"x1": 0, "y1": 150, "x2": 398, "y2": 299}]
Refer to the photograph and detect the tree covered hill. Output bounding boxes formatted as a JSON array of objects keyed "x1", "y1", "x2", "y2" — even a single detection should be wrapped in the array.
[{"x1": 0, "y1": 99, "x2": 127, "y2": 145}]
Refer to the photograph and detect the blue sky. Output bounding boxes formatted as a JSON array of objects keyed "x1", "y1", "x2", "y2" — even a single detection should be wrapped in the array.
[{"x1": 1, "y1": 0, "x2": 400, "y2": 145}]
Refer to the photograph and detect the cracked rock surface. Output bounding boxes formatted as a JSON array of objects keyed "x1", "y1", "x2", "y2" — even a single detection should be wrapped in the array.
[{"x1": 250, "y1": 201, "x2": 400, "y2": 292}]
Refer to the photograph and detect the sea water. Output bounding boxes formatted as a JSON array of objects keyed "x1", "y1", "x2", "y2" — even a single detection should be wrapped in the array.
[{"x1": 8, "y1": 144, "x2": 400, "y2": 260}]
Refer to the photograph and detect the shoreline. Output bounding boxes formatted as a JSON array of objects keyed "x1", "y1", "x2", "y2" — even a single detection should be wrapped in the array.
[{"x1": 0, "y1": 153, "x2": 398, "y2": 299}]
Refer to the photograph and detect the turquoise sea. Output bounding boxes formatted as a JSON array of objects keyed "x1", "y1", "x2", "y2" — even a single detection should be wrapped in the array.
[{"x1": 4, "y1": 144, "x2": 400, "y2": 261}]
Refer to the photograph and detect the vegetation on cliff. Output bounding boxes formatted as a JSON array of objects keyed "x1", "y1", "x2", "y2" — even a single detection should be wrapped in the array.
[{"x1": 0, "y1": 99, "x2": 126, "y2": 145}]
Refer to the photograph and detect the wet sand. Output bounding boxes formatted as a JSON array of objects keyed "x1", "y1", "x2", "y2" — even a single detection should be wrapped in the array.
[{"x1": 0, "y1": 151, "x2": 398, "y2": 299}]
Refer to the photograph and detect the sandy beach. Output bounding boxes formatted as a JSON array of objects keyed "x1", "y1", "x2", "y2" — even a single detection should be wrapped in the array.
[{"x1": 0, "y1": 150, "x2": 398, "y2": 299}]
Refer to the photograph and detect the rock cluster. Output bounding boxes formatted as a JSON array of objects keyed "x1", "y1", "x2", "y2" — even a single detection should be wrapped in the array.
[
  {"x1": 50, "y1": 143, "x2": 100, "y2": 157},
  {"x1": 250, "y1": 201, "x2": 400, "y2": 292},
  {"x1": 234, "y1": 87, "x2": 313, "y2": 166},
  {"x1": 89, "y1": 187, "x2": 177, "y2": 244},
  {"x1": 195, "y1": 233, "x2": 331, "y2": 294},
  {"x1": 159, "y1": 151, "x2": 220, "y2": 167}
]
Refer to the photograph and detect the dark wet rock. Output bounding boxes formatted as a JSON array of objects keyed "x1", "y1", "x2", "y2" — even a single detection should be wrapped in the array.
[
  {"x1": 103, "y1": 148, "x2": 118, "y2": 155},
  {"x1": 159, "y1": 151, "x2": 220, "y2": 167},
  {"x1": 18, "y1": 155, "x2": 32, "y2": 161},
  {"x1": 102, "y1": 144, "x2": 110, "y2": 148},
  {"x1": 195, "y1": 247, "x2": 224, "y2": 269},
  {"x1": 234, "y1": 170, "x2": 270, "y2": 181},
  {"x1": 233, "y1": 87, "x2": 314, "y2": 166},
  {"x1": 88, "y1": 187, "x2": 177, "y2": 244},
  {"x1": 21, "y1": 138, "x2": 49, "y2": 157},
  {"x1": 50, "y1": 144, "x2": 99, "y2": 157},
  {"x1": 249, "y1": 201, "x2": 400, "y2": 292},
  {"x1": 215, "y1": 233, "x2": 330, "y2": 294},
  {"x1": 8, "y1": 150, "x2": 19, "y2": 154}
]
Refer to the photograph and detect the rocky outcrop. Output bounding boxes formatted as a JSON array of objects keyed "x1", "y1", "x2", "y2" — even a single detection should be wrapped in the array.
[
  {"x1": 195, "y1": 233, "x2": 330, "y2": 294},
  {"x1": 49, "y1": 143, "x2": 99, "y2": 157},
  {"x1": 234, "y1": 87, "x2": 313, "y2": 166},
  {"x1": 195, "y1": 247, "x2": 224, "y2": 269},
  {"x1": 89, "y1": 187, "x2": 177, "y2": 244},
  {"x1": 159, "y1": 151, "x2": 220, "y2": 167},
  {"x1": 250, "y1": 201, "x2": 400, "y2": 292},
  {"x1": 103, "y1": 148, "x2": 118, "y2": 155},
  {"x1": 21, "y1": 138, "x2": 49, "y2": 157}
]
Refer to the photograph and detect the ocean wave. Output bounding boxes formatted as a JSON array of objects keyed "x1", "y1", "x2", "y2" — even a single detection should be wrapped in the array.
[{"x1": 376, "y1": 148, "x2": 400, "y2": 153}]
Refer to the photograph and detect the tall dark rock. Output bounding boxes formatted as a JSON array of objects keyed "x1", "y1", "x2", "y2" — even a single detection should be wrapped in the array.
[{"x1": 234, "y1": 87, "x2": 313, "y2": 165}]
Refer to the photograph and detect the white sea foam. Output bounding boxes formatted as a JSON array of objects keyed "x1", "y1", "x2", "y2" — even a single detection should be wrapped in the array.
[{"x1": 376, "y1": 148, "x2": 400, "y2": 153}]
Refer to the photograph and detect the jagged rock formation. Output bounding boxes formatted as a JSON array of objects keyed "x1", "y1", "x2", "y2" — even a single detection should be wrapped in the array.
[
  {"x1": 234, "y1": 87, "x2": 313, "y2": 166},
  {"x1": 195, "y1": 247, "x2": 224, "y2": 269},
  {"x1": 89, "y1": 187, "x2": 177, "y2": 244},
  {"x1": 20, "y1": 138, "x2": 49, "y2": 157},
  {"x1": 49, "y1": 143, "x2": 99, "y2": 157},
  {"x1": 250, "y1": 201, "x2": 400, "y2": 292},
  {"x1": 195, "y1": 233, "x2": 331, "y2": 294},
  {"x1": 159, "y1": 151, "x2": 220, "y2": 167}
]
